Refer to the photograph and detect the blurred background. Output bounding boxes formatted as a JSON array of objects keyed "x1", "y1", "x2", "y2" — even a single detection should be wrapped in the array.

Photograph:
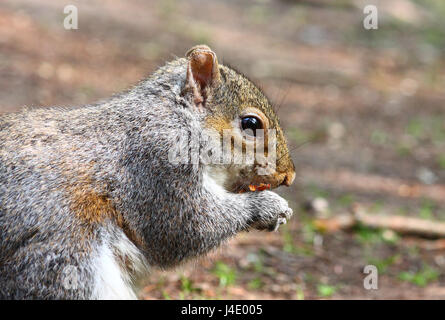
[{"x1": 1, "y1": 0, "x2": 445, "y2": 299}]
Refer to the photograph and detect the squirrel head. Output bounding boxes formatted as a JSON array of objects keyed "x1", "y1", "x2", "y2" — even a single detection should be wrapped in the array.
[{"x1": 181, "y1": 45, "x2": 295, "y2": 192}]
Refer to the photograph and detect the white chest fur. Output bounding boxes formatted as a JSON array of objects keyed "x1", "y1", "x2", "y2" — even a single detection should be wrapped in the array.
[{"x1": 91, "y1": 234, "x2": 148, "y2": 300}]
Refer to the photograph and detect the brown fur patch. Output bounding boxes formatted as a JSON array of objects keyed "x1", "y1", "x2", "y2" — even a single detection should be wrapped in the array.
[
  {"x1": 69, "y1": 185, "x2": 146, "y2": 249},
  {"x1": 59, "y1": 158, "x2": 146, "y2": 249},
  {"x1": 70, "y1": 187, "x2": 115, "y2": 224},
  {"x1": 204, "y1": 114, "x2": 232, "y2": 134}
]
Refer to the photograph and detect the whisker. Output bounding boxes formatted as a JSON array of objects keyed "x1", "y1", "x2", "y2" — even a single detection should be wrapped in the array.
[
  {"x1": 276, "y1": 138, "x2": 313, "y2": 163},
  {"x1": 274, "y1": 82, "x2": 291, "y2": 114}
]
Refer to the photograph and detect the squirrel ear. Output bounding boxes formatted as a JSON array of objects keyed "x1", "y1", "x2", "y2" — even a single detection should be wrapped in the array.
[{"x1": 184, "y1": 45, "x2": 221, "y2": 106}]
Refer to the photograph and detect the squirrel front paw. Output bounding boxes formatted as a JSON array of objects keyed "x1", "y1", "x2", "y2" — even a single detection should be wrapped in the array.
[{"x1": 248, "y1": 191, "x2": 293, "y2": 232}]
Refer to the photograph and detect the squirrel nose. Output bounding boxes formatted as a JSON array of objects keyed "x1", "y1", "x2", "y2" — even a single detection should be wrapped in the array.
[{"x1": 281, "y1": 171, "x2": 296, "y2": 187}]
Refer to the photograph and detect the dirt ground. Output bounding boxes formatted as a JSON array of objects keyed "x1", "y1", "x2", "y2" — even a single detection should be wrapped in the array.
[{"x1": 1, "y1": 0, "x2": 445, "y2": 299}]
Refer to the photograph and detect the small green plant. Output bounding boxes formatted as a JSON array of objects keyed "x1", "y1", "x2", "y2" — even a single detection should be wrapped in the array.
[
  {"x1": 355, "y1": 225, "x2": 381, "y2": 244},
  {"x1": 354, "y1": 225, "x2": 399, "y2": 245},
  {"x1": 356, "y1": 225, "x2": 380, "y2": 243},
  {"x1": 248, "y1": 277, "x2": 263, "y2": 290},
  {"x1": 398, "y1": 265, "x2": 439, "y2": 287},
  {"x1": 212, "y1": 261, "x2": 236, "y2": 287},
  {"x1": 317, "y1": 284, "x2": 337, "y2": 298},
  {"x1": 302, "y1": 272, "x2": 315, "y2": 284},
  {"x1": 396, "y1": 143, "x2": 412, "y2": 157},
  {"x1": 282, "y1": 223, "x2": 315, "y2": 256},
  {"x1": 180, "y1": 275, "x2": 197, "y2": 295},
  {"x1": 406, "y1": 119, "x2": 424, "y2": 139},
  {"x1": 368, "y1": 254, "x2": 400, "y2": 274},
  {"x1": 419, "y1": 199, "x2": 435, "y2": 219},
  {"x1": 282, "y1": 226, "x2": 297, "y2": 254},
  {"x1": 302, "y1": 222, "x2": 317, "y2": 244},
  {"x1": 162, "y1": 290, "x2": 171, "y2": 300},
  {"x1": 295, "y1": 286, "x2": 305, "y2": 300}
]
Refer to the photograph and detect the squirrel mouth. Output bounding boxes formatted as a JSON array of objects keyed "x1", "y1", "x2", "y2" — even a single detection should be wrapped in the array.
[{"x1": 238, "y1": 183, "x2": 271, "y2": 193}]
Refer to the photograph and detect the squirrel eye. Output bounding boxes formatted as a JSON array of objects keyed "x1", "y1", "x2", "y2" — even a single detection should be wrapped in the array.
[{"x1": 241, "y1": 116, "x2": 263, "y2": 136}]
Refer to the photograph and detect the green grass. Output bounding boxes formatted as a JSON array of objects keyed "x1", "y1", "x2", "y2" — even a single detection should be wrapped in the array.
[
  {"x1": 406, "y1": 119, "x2": 425, "y2": 139},
  {"x1": 248, "y1": 277, "x2": 264, "y2": 290},
  {"x1": 419, "y1": 199, "x2": 436, "y2": 219},
  {"x1": 301, "y1": 222, "x2": 317, "y2": 244},
  {"x1": 396, "y1": 143, "x2": 413, "y2": 157},
  {"x1": 281, "y1": 223, "x2": 315, "y2": 256},
  {"x1": 368, "y1": 254, "x2": 400, "y2": 274},
  {"x1": 354, "y1": 225, "x2": 399, "y2": 245},
  {"x1": 180, "y1": 275, "x2": 198, "y2": 295},
  {"x1": 212, "y1": 261, "x2": 237, "y2": 287},
  {"x1": 355, "y1": 225, "x2": 384, "y2": 244},
  {"x1": 404, "y1": 117, "x2": 445, "y2": 145},
  {"x1": 398, "y1": 264, "x2": 439, "y2": 287},
  {"x1": 282, "y1": 226, "x2": 297, "y2": 254},
  {"x1": 295, "y1": 286, "x2": 305, "y2": 300},
  {"x1": 162, "y1": 290, "x2": 172, "y2": 300},
  {"x1": 317, "y1": 284, "x2": 337, "y2": 298}
]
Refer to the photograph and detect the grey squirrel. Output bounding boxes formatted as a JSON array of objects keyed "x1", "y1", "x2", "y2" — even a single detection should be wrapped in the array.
[{"x1": 0, "y1": 45, "x2": 295, "y2": 299}]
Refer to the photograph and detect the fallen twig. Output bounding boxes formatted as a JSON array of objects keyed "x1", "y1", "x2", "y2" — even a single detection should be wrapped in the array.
[{"x1": 314, "y1": 204, "x2": 445, "y2": 238}]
